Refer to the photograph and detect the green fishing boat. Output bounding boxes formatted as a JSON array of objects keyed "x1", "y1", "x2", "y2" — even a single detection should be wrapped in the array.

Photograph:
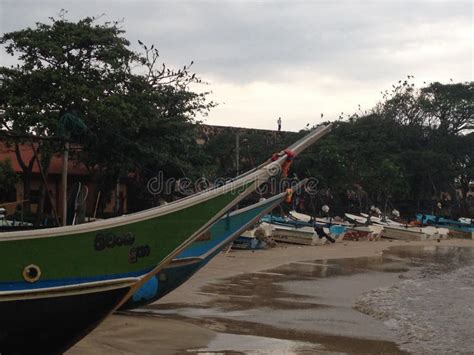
[{"x1": 0, "y1": 124, "x2": 332, "y2": 354}]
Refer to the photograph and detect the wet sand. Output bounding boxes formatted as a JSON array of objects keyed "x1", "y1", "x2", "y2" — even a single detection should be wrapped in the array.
[{"x1": 69, "y1": 239, "x2": 474, "y2": 354}]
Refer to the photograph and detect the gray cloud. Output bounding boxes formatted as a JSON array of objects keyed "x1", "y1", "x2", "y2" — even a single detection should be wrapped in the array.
[
  {"x1": 0, "y1": 0, "x2": 472, "y2": 129},
  {"x1": 1, "y1": 1, "x2": 471, "y2": 82}
]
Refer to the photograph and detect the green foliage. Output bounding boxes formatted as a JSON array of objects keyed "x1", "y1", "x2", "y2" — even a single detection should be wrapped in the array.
[
  {"x1": 0, "y1": 13, "x2": 215, "y2": 213},
  {"x1": 290, "y1": 79, "x2": 473, "y2": 217}
]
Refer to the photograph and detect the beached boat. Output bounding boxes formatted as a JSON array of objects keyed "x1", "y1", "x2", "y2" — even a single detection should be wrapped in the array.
[
  {"x1": 286, "y1": 211, "x2": 349, "y2": 241},
  {"x1": 260, "y1": 214, "x2": 319, "y2": 244},
  {"x1": 0, "y1": 124, "x2": 332, "y2": 352},
  {"x1": 270, "y1": 223, "x2": 317, "y2": 245},
  {"x1": 380, "y1": 225, "x2": 429, "y2": 241},
  {"x1": 260, "y1": 213, "x2": 348, "y2": 243},
  {"x1": 120, "y1": 183, "x2": 305, "y2": 310},
  {"x1": 416, "y1": 213, "x2": 473, "y2": 239}
]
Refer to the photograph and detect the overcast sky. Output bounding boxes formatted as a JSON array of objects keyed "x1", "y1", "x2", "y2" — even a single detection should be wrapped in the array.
[{"x1": 0, "y1": 1, "x2": 472, "y2": 131}]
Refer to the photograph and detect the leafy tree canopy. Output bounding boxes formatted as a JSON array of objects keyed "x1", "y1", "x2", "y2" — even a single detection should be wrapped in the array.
[
  {"x1": 291, "y1": 79, "x2": 473, "y2": 217},
  {"x1": 0, "y1": 12, "x2": 215, "y2": 214},
  {"x1": 0, "y1": 11, "x2": 213, "y2": 177}
]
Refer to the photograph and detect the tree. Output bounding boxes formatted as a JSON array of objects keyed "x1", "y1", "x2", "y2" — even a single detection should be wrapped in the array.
[
  {"x1": 419, "y1": 82, "x2": 474, "y2": 135},
  {"x1": 290, "y1": 80, "x2": 473, "y2": 218},
  {"x1": 0, "y1": 12, "x2": 214, "y2": 219}
]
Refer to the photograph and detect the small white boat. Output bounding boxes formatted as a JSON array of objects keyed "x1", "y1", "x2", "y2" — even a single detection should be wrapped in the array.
[
  {"x1": 381, "y1": 224, "x2": 450, "y2": 241},
  {"x1": 381, "y1": 225, "x2": 429, "y2": 241},
  {"x1": 271, "y1": 224, "x2": 318, "y2": 245}
]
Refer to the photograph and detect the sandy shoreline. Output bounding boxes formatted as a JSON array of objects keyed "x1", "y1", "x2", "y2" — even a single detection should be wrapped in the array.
[{"x1": 69, "y1": 239, "x2": 474, "y2": 354}]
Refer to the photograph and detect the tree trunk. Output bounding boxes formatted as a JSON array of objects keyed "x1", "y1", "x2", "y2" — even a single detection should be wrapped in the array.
[
  {"x1": 14, "y1": 143, "x2": 36, "y2": 216},
  {"x1": 35, "y1": 183, "x2": 46, "y2": 226},
  {"x1": 459, "y1": 178, "x2": 469, "y2": 217},
  {"x1": 22, "y1": 171, "x2": 32, "y2": 216}
]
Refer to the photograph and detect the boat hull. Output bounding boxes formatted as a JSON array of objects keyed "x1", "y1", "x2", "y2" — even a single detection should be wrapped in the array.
[
  {"x1": 380, "y1": 226, "x2": 427, "y2": 241},
  {"x1": 272, "y1": 226, "x2": 316, "y2": 245},
  {"x1": 0, "y1": 280, "x2": 136, "y2": 354},
  {"x1": 448, "y1": 229, "x2": 474, "y2": 240},
  {"x1": 122, "y1": 255, "x2": 213, "y2": 310}
]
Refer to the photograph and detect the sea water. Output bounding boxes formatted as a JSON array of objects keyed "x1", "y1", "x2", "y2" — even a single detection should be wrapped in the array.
[{"x1": 355, "y1": 246, "x2": 474, "y2": 354}]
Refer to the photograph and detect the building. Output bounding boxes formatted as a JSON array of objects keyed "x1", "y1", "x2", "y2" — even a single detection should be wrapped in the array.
[{"x1": 0, "y1": 142, "x2": 127, "y2": 221}]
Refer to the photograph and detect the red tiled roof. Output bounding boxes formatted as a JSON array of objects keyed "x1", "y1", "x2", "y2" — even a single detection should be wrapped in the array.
[{"x1": 0, "y1": 142, "x2": 89, "y2": 176}]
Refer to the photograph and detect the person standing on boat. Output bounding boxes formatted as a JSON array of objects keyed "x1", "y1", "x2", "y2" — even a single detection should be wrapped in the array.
[{"x1": 277, "y1": 117, "x2": 282, "y2": 131}]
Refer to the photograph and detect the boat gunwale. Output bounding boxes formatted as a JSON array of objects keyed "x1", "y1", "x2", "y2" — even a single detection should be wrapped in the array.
[{"x1": 0, "y1": 125, "x2": 330, "y2": 242}]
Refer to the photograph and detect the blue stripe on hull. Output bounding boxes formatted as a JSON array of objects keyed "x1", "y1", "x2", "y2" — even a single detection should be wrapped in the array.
[{"x1": 0, "y1": 268, "x2": 153, "y2": 292}]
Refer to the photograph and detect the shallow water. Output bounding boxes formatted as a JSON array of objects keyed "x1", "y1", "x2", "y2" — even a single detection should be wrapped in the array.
[
  {"x1": 189, "y1": 333, "x2": 323, "y2": 354},
  {"x1": 125, "y1": 244, "x2": 474, "y2": 354},
  {"x1": 355, "y1": 246, "x2": 474, "y2": 354}
]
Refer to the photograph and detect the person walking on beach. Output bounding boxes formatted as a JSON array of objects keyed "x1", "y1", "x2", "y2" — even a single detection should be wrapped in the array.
[{"x1": 277, "y1": 117, "x2": 282, "y2": 131}]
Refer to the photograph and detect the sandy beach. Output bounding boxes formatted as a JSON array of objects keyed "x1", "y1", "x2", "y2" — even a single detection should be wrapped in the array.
[{"x1": 69, "y1": 238, "x2": 474, "y2": 354}]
